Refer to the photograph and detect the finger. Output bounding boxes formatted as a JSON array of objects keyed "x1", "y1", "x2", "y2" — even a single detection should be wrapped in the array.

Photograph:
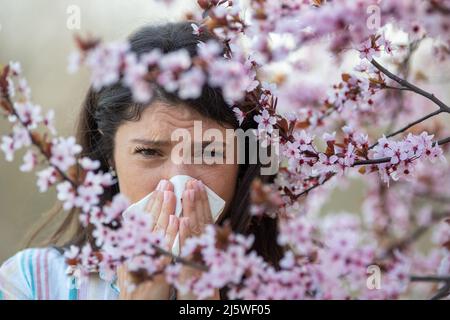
[
  {"x1": 116, "y1": 264, "x2": 130, "y2": 292},
  {"x1": 192, "y1": 181, "x2": 205, "y2": 227},
  {"x1": 149, "y1": 191, "x2": 164, "y2": 231},
  {"x1": 164, "y1": 214, "x2": 179, "y2": 250},
  {"x1": 154, "y1": 190, "x2": 176, "y2": 233},
  {"x1": 179, "y1": 217, "x2": 191, "y2": 254},
  {"x1": 149, "y1": 180, "x2": 172, "y2": 231},
  {"x1": 145, "y1": 179, "x2": 167, "y2": 213},
  {"x1": 195, "y1": 180, "x2": 212, "y2": 225},
  {"x1": 144, "y1": 191, "x2": 157, "y2": 213},
  {"x1": 146, "y1": 179, "x2": 171, "y2": 212},
  {"x1": 159, "y1": 215, "x2": 179, "y2": 266},
  {"x1": 182, "y1": 186, "x2": 200, "y2": 235}
]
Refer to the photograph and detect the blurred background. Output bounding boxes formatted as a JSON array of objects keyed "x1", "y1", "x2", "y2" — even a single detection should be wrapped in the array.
[{"x1": 1, "y1": 1, "x2": 448, "y2": 265}]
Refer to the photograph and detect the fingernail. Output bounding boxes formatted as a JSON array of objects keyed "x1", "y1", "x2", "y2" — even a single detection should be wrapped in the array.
[
  {"x1": 197, "y1": 180, "x2": 204, "y2": 191},
  {"x1": 157, "y1": 179, "x2": 168, "y2": 191},
  {"x1": 192, "y1": 180, "x2": 200, "y2": 192},
  {"x1": 163, "y1": 190, "x2": 171, "y2": 203},
  {"x1": 169, "y1": 214, "x2": 175, "y2": 225}
]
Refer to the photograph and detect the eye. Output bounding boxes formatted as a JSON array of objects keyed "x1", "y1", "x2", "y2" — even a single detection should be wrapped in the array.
[{"x1": 134, "y1": 146, "x2": 162, "y2": 158}]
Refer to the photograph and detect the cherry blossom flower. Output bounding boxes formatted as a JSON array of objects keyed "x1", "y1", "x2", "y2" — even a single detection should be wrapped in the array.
[
  {"x1": 56, "y1": 181, "x2": 77, "y2": 211},
  {"x1": 9, "y1": 61, "x2": 22, "y2": 76},
  {"x1": 232, "y1": 107, "x2": 245, "y2": 126},
  {"x1": 315, "y1": 153, "x2": 339, "y2": 175},
  {"x1": 79, "y1": 157, "x2": 101, "y2": 171},
  {"x1": 14, "y1": 101, "x2": 42, "y2": 129},
  {"x1": 43, "y1": 110, "x2": 57, "y2": 135},
  {"x1": 0, "y1": 136, "x2": 15, "y2": 161},
  {"x1": 36, "y1": 167, "x2": 58, "y2": 192},
  {"x1": 254, "y1": 109, "x2": 277, "y2": 134},
  {"x1": 293, "y1": 130, "x2": 314, "y2": 152},
  {"x1": 20, "y1": 150, "x2": 37, "y2": 172},
  {"x1": 50, "y1": 137, "x2": 82, "y2": 171},
  {"x1": 86, "y1": 41, "x2": 130, "y2": 90},
  {"x1": 177, "y1": 66, "x2": 206, "y2": 99},
  {"x1": 357, "y1": 38, "x2": 379, "y2": 61},
  {"x1": 197, "y1": 40, "x2": 222, "y2": 61}
]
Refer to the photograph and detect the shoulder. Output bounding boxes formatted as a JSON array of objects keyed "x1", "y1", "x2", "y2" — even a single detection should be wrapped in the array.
[{"x1": 0, "y1": 247, "x2": 65, "y2": 300}]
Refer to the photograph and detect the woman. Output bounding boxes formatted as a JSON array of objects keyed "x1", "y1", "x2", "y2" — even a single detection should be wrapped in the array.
[{"x1": 0, "y1": 21, "x2": 283, "y2": 300}]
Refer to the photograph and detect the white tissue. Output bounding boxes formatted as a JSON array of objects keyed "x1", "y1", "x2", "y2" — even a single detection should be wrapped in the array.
[{"x1": 122, "y1": 174, "x2": 226, "y2": 255}]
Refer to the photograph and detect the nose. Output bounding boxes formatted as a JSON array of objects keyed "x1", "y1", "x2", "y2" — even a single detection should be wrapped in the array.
[{"x1": 163, "y1": 162, "x2": 199, "y2": 181}]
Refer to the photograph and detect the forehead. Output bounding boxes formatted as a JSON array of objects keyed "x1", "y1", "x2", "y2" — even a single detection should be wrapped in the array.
[{"x1": 119, "y1": 101, "x2": 233, "y2": 140}]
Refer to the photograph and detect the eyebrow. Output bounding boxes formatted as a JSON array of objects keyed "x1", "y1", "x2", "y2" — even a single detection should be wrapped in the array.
[
  {"x1": 130, "y1": 138, "x2": 227, "y2": 149},
  {"x1": 130, "y1": 138, "x2": 171, "y2": 147}
]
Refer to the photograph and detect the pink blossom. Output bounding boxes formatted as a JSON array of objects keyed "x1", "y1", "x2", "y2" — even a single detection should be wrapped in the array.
[
  {"x1": 20, "y1": 150, "x2": 37, "y2": 172},
  {"x1": 12, "y1": 125, "x2": 31, "y2": 149},
  {"x1": 79, "y1": 157, "x2": 101, "y2": 171},
  {"x1": 197, "y1": 40, "x2": 222, "y2": 61},
  {"x1": 14, "y1": 102, "x2": 42, "y2": 129},
  {"x1": 357, "y1": 39, "x2": 379, "y2": 61},
  {"x1": 232, "y1": 107, "x2": 245, "y2": 126},
  {"x1": 177, "y1": 67, "x2": 206, "y2": 99},
  {"x1": 56, "y1": 181, "x2": 77, "y2": 210},
  {"x1": 293, "y1": 130, "x2": 314, "y2": 152},
  {"x1": 315, "y1": 153, "x2": 339, "y2": 175},
  {"x1": 36, "y1": 167, "x2": 58, "y2": 192},
  {"x1": 50, "y1": 137, "x2": 82, "y2": 171},
  {"x1": 0, "y1": 136, "x2": 15, "y2": 161},
  {"x1": 254, "y1": 109, "x2": 277, "y2": 134},
  {"x1": 85, "y1": 41, "x2": 130, "y2": 90},
  {"x1": 9, "y1": 61, "x2": 22, "y2": 76},
  {"x1": 75, "y1": 185, "x2": 100, "y2": 212},
  {"x1": 43, "y1": 110, "x2": 56, "y2": 135},
  {"x1": 123, "y1": 52, "x2": 153, "y2": 103}
]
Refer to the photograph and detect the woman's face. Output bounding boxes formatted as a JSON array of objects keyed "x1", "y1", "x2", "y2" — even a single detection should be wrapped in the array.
[{"x1": 113, "y1": 101, "x2": 239, "y2": 214}]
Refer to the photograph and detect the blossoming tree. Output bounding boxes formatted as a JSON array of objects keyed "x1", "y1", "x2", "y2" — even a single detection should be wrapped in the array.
[{"x1": 1, "y1": 0, "x2": 450, "y2": 299}]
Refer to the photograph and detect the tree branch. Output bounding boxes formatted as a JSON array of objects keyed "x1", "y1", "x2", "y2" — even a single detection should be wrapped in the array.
[
  {"x1": 2, "y1": 97, "x2": 78, "y2": 188},
  {"x1": 410, "y1": 274, "x2": 450, "y2": 300},
  {"x1": 377, "y1": 211, "x2": 450, "y2": 260},
  {"x1": 354, "y1": 136, "x2": 450, "y2": 166},
  {"x1": 371, "y1": 59, "x2": 450, "y2": 113},
  {"x1": 410, "y1": 275, "x2": 450, "y2": 283},
  {"x1": 293, "y1": 136, "x2": 450, "y2": 199},
  {"x1": 153, "y1": 245, "x2": 208, "y2": 272}
]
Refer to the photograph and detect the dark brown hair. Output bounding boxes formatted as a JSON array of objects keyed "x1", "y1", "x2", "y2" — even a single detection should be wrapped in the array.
[{"x1": 28, "y1": 21, "x2": 283, "y2": 298}]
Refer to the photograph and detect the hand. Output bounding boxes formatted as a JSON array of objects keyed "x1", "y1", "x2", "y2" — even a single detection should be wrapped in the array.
[
  {"x1": 177, "y1": 179, "x2": 220, "y2": 300},
  {"x1": 117, "y1": 179, "x2": 178, "y2": 300}
]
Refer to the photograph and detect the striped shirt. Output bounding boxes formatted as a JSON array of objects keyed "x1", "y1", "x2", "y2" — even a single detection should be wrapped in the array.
[{"x1": 0, "y1": 247, "x2": 119, "y2": 300}]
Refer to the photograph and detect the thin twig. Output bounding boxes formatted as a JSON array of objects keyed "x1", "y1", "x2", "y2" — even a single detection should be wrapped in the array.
[
  {"x1": 354, "y1": 136, "x2": 450, "y2": 166},
  {"x1": 294, "y1": 136, "x2": 450, "y2": 198},
  {"x1": 369, "y1": 108, "x2": 445, "y2": 150},
  {"x1": 430, "y1": 282, "x2": 450, "y2": 300},
  {"x1": 2, "y1": 97, "x2": 78, "y2": 187},
  {"x1": 410, "y1": 274, "x2": 450, "y2": 300},
  {"x1": 410, "y1": 275, "x2": 450, "y2": 282},
  {"x1": 371, "y1": 59, "x2": 450, "y2": 113},
  {"x1": 153, "y1": 245, "x2": 208, "y2": 272}
]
